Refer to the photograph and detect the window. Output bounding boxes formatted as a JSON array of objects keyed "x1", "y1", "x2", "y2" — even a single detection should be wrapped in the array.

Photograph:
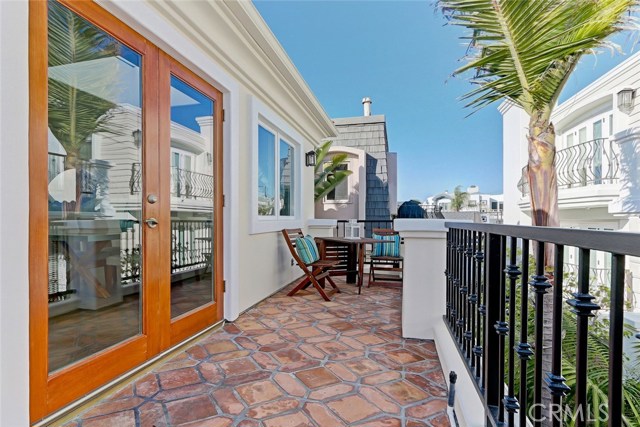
[
  {"x1": 578, "y1": 127, "x2": 587, "y2": 144},
  {"x1": 326, "y1": 162, "x2": 349, "y2": 202},
  {"x1": 566, "y1": 133, "x2": 574, "y2": 147},
  {"x1": 593, "y1": 120, "x2": 602, "y2": 140},
  {"x1": 257, "y1": 125, "x2": 295, "y2": 217},
  {"x1": 279, "y1": 139, "x2": 295, "y2": 216},
  {"x1": 251, "y1": 97, "x2": 303, "y2": 233},
  {"x1": 609, "y1": 114, "x2": 614, "y2": 136}
]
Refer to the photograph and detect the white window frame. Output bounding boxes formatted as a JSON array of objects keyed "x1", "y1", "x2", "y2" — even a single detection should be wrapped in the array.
[{"x1": 250, "y1": 97, "x2": 303, "y2": 234}]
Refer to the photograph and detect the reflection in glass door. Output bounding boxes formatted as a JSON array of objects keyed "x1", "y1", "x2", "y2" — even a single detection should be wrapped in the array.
[
  {"x1": 168, "y1": 75, "x2": 215, "y2": 318},
  {"x1": 46, "y1": 0, "x2": 144, "y2": 372}
]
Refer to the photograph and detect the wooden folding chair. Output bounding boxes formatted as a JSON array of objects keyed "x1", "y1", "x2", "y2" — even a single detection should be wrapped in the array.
[
  {"x1": 368, "y1": 228, "x2": 403, "y2": 287},
  {"x1": 282, "y1": 229, "x2": 341, "y2": 301}
]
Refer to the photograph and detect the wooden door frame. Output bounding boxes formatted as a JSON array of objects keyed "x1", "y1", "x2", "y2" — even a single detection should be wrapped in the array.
[
  {"x1": 159, "y1": 53, "x2": 225, "y2": 347},
  {"x1": 28, "y1": 0, "x2": 223, "y2": 422}
]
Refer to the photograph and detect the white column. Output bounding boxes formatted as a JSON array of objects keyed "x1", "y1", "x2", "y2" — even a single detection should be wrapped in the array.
[
  {"x1": 395, "y1": 219, "x2": 448, "y2": 339},
  {"x1": 609, "y1": 127, "x2": 640, "y2": 214},
  {"x1": 396, "y1": 219, "x2": 484, "y2": 427}
]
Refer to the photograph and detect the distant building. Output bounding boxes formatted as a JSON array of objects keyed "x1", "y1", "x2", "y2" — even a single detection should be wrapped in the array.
[
  {"x1": 500, "y1": 51, "x2": 640, "y2": 309},
  {"x1": 315, "y1": 98, "x2": 398, "y2": 222},
  {"x1": 424, "y1": 185, "x2": 503, "y2": 223}
]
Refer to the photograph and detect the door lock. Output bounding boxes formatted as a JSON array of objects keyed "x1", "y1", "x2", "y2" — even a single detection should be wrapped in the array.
[{"x1": 144, "y1": 217, "x2": 159, "y2": 228}]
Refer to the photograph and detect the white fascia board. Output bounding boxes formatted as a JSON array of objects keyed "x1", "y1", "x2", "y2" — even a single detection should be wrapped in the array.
[
  {"x1": 553, "y1": 51, "x2": 640, "y2": 120},
  {"x1": 222, "y1": 1, "x2": 336, "y2": 142},
  {"x1": 143, "y1": 0, "x2": 336, "y2": 145}
]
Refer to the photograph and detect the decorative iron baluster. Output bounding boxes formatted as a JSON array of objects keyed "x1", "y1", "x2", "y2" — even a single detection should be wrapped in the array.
[
  {"x1": 473, "y1": 232, "x2": 485, "y2": 381},
  {"x1": 504, "y1": 236, "x2": 521, "y2": 426},
  {"x1": 547, "y1": 245, "x2": 570, "y2": 427},
  {"x1": 494, "y1": 235, "x2": 508, "y2": 423},
  {"x1": 464, "y1": 230, "x2": 474, "y2": 358},
  {"x1": 608, "y1": 253, "x2": 625, "y2": 427},
  {"x1": 468, "y1": 230, "x2": 478, "y2": 370},
  {"x1": 484, "y1": 233, "x2": 502, "y2": 424},
  {"x1": 517, "y1": 239, "x2": 533, "y2": 427},
  {"x1": 567, "y1": 248, "x2": 600, "y2": 427},
  {"x1": 456, "y1": 229, "x2": 465, "y2": 343},
  {"x1": 446, "y1": 230, "x2": 452, "y2": 324},
  {"x1": 530, "y1": 242, "x2": 551, "y2": 427}
]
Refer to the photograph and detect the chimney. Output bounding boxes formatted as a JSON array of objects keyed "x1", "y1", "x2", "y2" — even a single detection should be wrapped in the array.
[{"x1": 362, "y1": 97, "x2": 372, "y2": 116}]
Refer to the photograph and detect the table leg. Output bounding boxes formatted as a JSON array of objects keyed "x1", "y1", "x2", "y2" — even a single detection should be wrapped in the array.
[
  {"x1": 346, "y1": 243, "x2": 357, "y2": 283},
  {"x1": 357, "y1": 242, "x2": 365, "y2": 294}
]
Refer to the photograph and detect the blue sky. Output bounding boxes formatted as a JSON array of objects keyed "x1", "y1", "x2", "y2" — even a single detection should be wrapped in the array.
[{"x1": 253, "y1": 1, "x2": 638, "y2": 202}]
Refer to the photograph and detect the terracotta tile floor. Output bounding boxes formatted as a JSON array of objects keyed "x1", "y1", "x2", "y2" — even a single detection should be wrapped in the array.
[{"x1": 61, "y1": 279, "x2": 450, "y2": 427}]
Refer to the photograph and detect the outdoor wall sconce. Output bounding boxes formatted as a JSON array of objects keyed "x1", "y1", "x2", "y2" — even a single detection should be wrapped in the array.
[
  {"x1": 206, "y1": 152, "x2": 213, "y2": 164},
  {"x1": 132, "y1": 129, "x2": 142, "y2": 148},
  {"x1": 305, "y1": 150, "x2": 317, "y2": 167},
  {"x1": 617, "y1": 88, "x2": 636, "y2": 115}
]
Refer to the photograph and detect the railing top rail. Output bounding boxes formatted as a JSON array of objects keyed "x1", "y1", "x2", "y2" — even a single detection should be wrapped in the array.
[{"x1": 445, "y1": 221, "x2": 640, "y2": 256}]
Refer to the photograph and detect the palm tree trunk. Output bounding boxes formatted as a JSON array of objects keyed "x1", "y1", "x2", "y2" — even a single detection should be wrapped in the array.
[
  {"x1": 527, "y1": 114, "x2": 559, "y2": 228},
  {"x1": 527, "y1": 112, "x2": 559, "y2": 426}
]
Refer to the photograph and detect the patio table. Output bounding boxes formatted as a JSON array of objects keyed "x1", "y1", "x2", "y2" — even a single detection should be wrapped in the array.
[{"x1": 315, "y1": 237, "x2": 394, "y2": 295}]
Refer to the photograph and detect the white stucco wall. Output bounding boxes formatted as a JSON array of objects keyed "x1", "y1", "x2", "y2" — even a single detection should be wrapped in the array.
[
  {"x1": 0, "y1": 1, "x2": 30, "y2": 425},
  {"x1": 314, "y1": 146, "x2": 367, "y2": 222}
]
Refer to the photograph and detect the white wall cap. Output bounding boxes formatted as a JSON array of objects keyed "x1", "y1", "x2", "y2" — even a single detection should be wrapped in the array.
[
  {"x1": 395, "y1": 219, "x2": 472, "y2": 233},
  {"x1": 307, "y1": 218, "x2": 337, "y2": 227}
]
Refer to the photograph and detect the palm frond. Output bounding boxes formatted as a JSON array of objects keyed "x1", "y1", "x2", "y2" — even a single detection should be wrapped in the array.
[
  {"x1": 313, "y1": 141, "x2": 353, "y2": 202},
  {"x1": 441, "y1": 0, "x2": 638, "y2": 115}
]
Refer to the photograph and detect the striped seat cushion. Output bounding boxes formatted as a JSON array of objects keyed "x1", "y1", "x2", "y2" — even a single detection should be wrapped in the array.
[
  {"x1": 295, "y1": 235, "x2": 320, "y2": 264},
  {"x1": 371, "y1": 233, "x2": 401, "y2": 257}
]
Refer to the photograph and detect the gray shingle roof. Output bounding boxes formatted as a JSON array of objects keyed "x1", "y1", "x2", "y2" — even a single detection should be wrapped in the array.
[{"x1": 331, "y1": 115, "x2": 391, "y2": 221}]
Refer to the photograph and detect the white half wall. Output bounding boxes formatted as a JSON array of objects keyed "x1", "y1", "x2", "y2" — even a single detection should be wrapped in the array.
[{"x1": 395, "y1": 219, "x2": 484, "y2": 427}]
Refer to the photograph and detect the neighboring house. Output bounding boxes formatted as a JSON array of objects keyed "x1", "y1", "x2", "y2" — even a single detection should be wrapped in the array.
[
  {"x1": 315, "y1": 98, "x2": 398, "y2": 222},
  {"x1": 0, "y1": 1, "x2": 337, "y2": 424},
  {"x1": 500, "y1": 51, "x2": 640, "y2": 310},
  {"x1": 424, "y1": 186, "x2": 504, "y2": 223}
]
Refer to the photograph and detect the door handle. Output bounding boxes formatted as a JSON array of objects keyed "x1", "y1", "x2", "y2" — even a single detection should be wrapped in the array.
[{"x1": 144, "y1": 217, "x2": 159, "y2": 228}]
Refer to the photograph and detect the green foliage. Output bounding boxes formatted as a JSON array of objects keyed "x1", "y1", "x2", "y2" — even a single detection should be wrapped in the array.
[
  {"x1": 314, "y1": 140, "x2": 353, "y2": 202},
  {"x1": 507, "y1": 253, "x2": 640, "y2": 426},
  {"x1": 440, "y1": 0, "x2": 637, "y2": 116},
  {"x1": 450, "y1": 185, "x2": 468, "y2": 212},
  {"x1": 48, "y1": 1, "x2": 119, "y2": 167}
]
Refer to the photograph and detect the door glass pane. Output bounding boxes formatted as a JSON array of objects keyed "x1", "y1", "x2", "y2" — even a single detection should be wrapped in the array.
[
  {"x1": 47, "y1": 1, "x2": 143, "y2": 372},
  {"x1": 279, "y1": 140, "x2": 294, "y2": 216},
  {"x1": 169, "y1": 75, "x2": 215, "y2": 318}
]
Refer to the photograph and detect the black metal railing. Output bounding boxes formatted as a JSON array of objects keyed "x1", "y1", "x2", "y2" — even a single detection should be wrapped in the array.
[
  {"x1": 445, "y1": 222, "x2": 640, "y2": 427},
  {"x1": 48, "y1": 219, "x2": 212, "y2": 303},
  {"x1": 336, "y1": 219, "x2": 394, "y2": 237},
  {"x1": 518, "y1": 138, "x2": 620, "y2": 196},
  {"x1": 129, "y1": 163, "x2": 214, "y2": 200}
]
